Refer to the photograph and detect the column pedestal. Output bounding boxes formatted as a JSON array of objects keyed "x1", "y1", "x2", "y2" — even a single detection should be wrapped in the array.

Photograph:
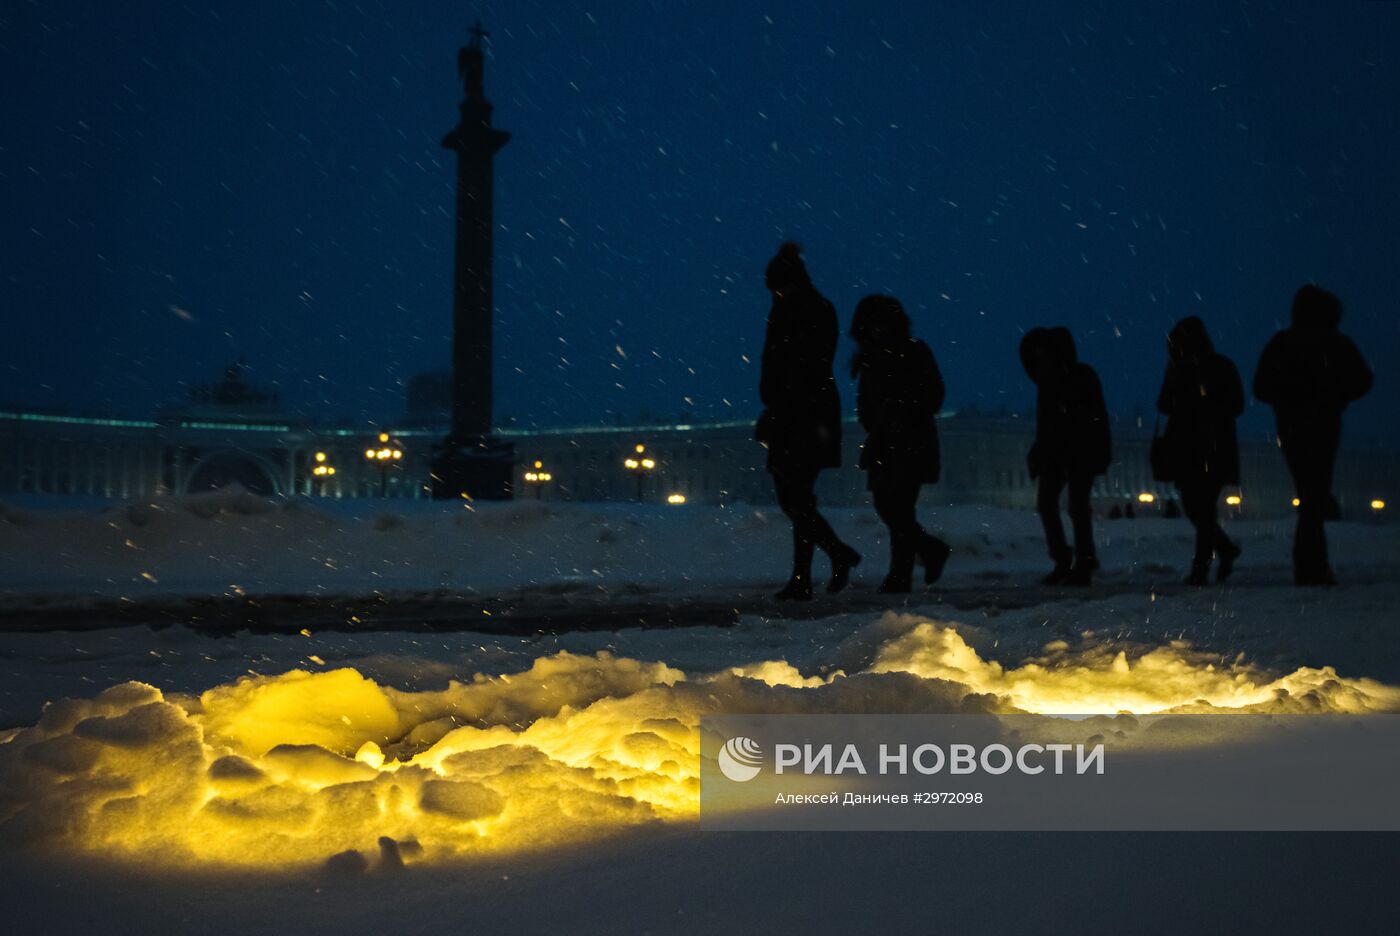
[{"x1": 431, "y1": 435, "x2": 514, "y2": 501}]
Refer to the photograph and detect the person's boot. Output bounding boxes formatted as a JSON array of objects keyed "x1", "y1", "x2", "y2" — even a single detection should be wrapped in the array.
[
  {"x1": 879, "y1": 540, "x2": 916, "y2": 593},
  {"x1": 775, "y1": 576, "x2": 813, "y2": 601},
  {"x1": 1042, "y1": 548, "x2": 1073, "y2": 585},
  {"x1": 878, "y1": 573, "x2": 912, "y2": 594},
  {"x1": 1295, "y1": 567, "x2": 1339, "y2": 587},
  {"x1": 826, "y1": 542, "x2": 861, "y2": 594},
  {"x1": 918, "y1": 534, "x2": 952, "y2": 585},
  {"x1": 777, "y1": 537, "x2": 815, "y2": 600},
  {"x1": 1216, "y1": 540, "x2": 1241, "y2": 583},
  {"x1": 1065, "y1": 554, "x2": 1097, "y2": 586}
]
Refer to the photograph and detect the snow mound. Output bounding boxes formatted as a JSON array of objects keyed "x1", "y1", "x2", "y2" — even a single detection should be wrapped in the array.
[{"x1": 1, "y1": 614, "x2": 1396, "y2": 869}]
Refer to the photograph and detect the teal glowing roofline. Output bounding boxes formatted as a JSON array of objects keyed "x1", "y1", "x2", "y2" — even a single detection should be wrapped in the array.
[
  {"x1": 1, "y1": 408, "x2": 964, "y2": 439},
  {"x1": 0, "y1": 410, "x2": 159, "y2": 430}
]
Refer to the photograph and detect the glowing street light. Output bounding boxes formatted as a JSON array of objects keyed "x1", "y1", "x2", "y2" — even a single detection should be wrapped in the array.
[
  {"x1": 523, "y1": 460, "x2": 554, "y2": 500},
  {"x1": 1372, "y1": 499, "x2": 1387, "y2": 512},
  {"x1": 624, "y1": 443, "x2": 656, "y2": 501},
  {"x1": 666, "y1": 493, "x2": 687, "y2": 505},
  {"x1": 365, "y1": 432, "x2": 403, "y2": 497},
  {"x1": 310, "y1": 451, "x2": 337, "y2": 495},
  {"x1": 1136, "y1": 492, "x2": 1156, "y2": 504},
  {"x1": 1225, "y1": 494, "x2": 1242, "y2": 507}
]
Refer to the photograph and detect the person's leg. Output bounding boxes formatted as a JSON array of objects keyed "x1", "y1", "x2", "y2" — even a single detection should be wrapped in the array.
[
  {"x1": 790, "y1": 466, "x2": 860, "y2": 593},
  {"x1": 889, "y1": 481, "x2": 918, "y2": 590},
  {"x1": 1284, "y1": 437, "x2": 1334, "y2": 585},
  {"x1": 1037, "y1": 470, "x2": 1072, "y2": 583},
  {"x1": 1179, "y1": 481, "x2": 1214, "y2": 584},
  {"x1": 1281, "y1": 421, "x2": 1343, "y2": 585},
  {"x1": 1067, "y1": 474, "x2": 1095, "y2": 563},
  {"x1": 1294, "y1": 480, "x2": 1325, "y2": 584},
  {"x1": 774, "y1": 463, "x2": 859, "y2": 596},
  {"x1": 1200, "y1": 481, "x2": 1241, "y2": 581},
  {"x1": 873, "y1": 476, "x2": 918, "y2": 592},
  {"x1": 772, "y1": 466, "x2": 816, "y2": 599},
  {"x1": 1314, "y1": 431, "x2": 1339, "y2": 580},
  {"x1": 1065, "y1": 473, "x2": 1096, "y2": 584},
  {"x1": 1299, "y1": 460, "x2": 1336, "y2": 583},
  {"x1": 913, "y1": 482, "x2": 952, "y2": 584}
]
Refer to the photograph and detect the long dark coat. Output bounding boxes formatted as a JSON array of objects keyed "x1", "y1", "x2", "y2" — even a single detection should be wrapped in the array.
[
  {"x1": 855, "y1": 338, "x2": 944, "y2": 486},
  {"x1": 757, "y1": 283, "x2": 843, "y2": 470},
  {"x1": 1023, "y1": 329, "x2": 1112, "y2": 479},
  {"x1": 1157, "y1": 352, "x2": 1245, "y2": 487}
]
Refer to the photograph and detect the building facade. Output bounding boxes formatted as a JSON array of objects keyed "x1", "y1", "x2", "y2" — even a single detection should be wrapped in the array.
[{"x1": 2, "y1": 388, "x2": 1394, "y2": 521}]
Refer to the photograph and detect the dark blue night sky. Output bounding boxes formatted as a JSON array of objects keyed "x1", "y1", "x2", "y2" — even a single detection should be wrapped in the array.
[{"x1": 3, "y1": 1, "x2": 1397, "y2": 441}]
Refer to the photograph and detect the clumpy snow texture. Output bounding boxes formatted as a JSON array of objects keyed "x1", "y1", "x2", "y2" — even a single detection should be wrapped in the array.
[
  {"x1": 2, "y1": 611, "x2": 1397, "y2": 871},
  {"x1": 3, "y1": 496, "x2": 1400, "y2": 934}
]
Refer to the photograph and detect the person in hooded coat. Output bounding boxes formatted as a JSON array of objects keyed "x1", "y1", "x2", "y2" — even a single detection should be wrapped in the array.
[
  {"x1": 1254, "y1": 285, "x2": 1373, "y2": 585},
  {"x1": 1156, "y1": 316, "x2": 1244, "y2": 585},
  {"x1": 1021, "y1": 326, "x2": 1111, "y2": 585},
  {"x1": 849, "y1": 295, "x2": 952, "y2": 593},
  {"x1": 756, "y1": 242, "x2": 860, "y2": 600}
]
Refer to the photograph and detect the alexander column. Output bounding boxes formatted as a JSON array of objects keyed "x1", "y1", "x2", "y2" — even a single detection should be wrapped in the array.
[{"x1": 431, "y1": 22, "x2": 515, "y2": 500}]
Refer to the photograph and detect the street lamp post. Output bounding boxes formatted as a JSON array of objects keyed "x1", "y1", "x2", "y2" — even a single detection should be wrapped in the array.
[
  {"x1": 311, "y1": 451, "x2": 337, "y2": 496},
  {"x1": 523, "y1": 460, "x2": 553, "y2": 500},
  {"x1": 364, "y1": 433, "x2": 403, "y2": 498},
  {"x1": 623, "y1": 443, "x2": 656, "y2": 501}
]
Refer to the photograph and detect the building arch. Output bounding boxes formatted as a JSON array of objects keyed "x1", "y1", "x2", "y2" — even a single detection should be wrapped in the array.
[{"x1": 183, "y1": 450, "x2": 282, "y2": 496}]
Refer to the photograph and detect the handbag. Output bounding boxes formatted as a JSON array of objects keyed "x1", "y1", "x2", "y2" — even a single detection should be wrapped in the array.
[{"x1": 1149, "y1": 416, "x2": 1175, "y2": 483}]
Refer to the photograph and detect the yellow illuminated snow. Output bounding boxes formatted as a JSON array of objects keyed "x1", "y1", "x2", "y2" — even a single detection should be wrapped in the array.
[{"x1": 1, "y1": 614, "x2": 1396, "y2": 869}]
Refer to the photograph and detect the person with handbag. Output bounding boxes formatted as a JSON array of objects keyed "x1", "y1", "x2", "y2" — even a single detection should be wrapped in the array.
[
  {"x1": 1155, "y1": 316, "x2": 1244, "y2": 585},
  {"x1": 756, "y1": 242, "x2": 861, "y2": 600},
  {"x1": 1020, "y1": 326, "x2": 1111, "y2": 585},
  {"x1": 849, "y1": 295, "x2": 952, "y2": 593}
]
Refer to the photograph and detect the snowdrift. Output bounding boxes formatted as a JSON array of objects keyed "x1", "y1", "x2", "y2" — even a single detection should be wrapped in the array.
[{"x1": 2, "y1": 613, "x2": 1395, "y2": 870}]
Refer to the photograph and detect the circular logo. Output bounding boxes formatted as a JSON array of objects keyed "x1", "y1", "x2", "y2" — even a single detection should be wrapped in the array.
[{"x1": 718, "y1": 736, "x2": 763, "y2": 782}]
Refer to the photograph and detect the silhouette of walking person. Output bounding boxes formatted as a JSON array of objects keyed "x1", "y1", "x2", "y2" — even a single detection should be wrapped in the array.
[
  {"x1": 1155, "y1": 317, "x2": 1244, "y2": 585},
  {"x1": 850, "y1": 296, "x2": 952, "y2": 593},
  {"x1": 1254, "y1": 285, "x2": 1373, "y2": 585},
  {"x1": 756, "y1": 243, "x2": 860, "y2": 600},
  {"x1": 1020, "y1": 326, "x2": 1111, "y2": 585}
]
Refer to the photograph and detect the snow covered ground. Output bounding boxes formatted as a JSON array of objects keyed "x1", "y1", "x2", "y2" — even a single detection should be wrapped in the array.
[
  {"x1": 2, "y1": 493, "x2": 1399, "y2": 933},
  {"x1": 3, "y1": 488, "x2": 1398, "y2": 602}
]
